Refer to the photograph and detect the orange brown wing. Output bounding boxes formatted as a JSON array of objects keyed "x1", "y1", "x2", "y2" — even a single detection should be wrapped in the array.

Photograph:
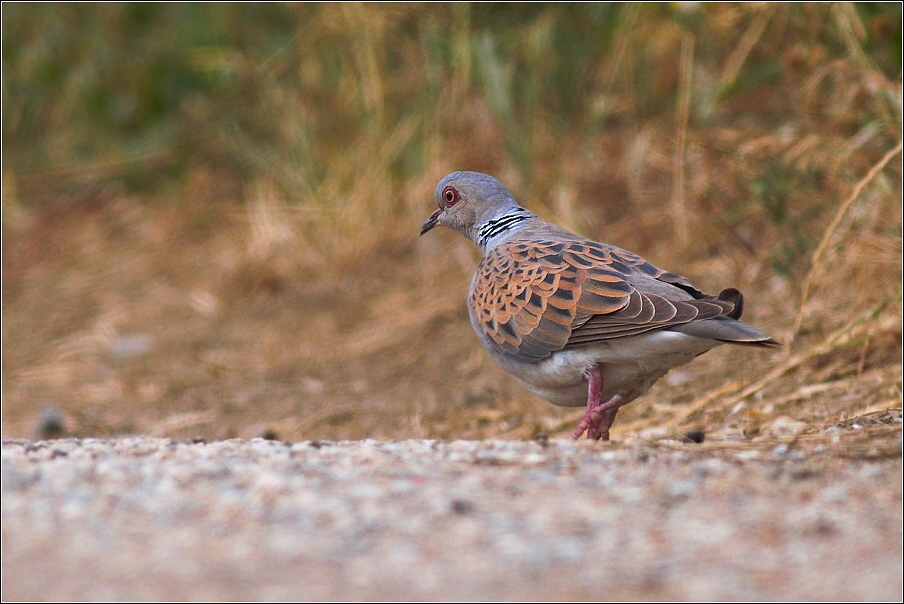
[{"x1": 469, "y1": 239, "x2": 735, "y2": 362}]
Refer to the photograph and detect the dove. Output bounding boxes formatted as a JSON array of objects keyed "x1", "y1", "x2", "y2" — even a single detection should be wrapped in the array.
[{"x1": 420, "y1": 171, "x2": 779, "y2": 441}]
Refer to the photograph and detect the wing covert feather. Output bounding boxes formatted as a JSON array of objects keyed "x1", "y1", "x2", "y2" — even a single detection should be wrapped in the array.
[{"x1": 469, "y1": 239, "x2": 737, "y2": 361}]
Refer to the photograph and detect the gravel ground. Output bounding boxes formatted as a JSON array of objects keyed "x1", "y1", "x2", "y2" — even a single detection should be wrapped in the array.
[{"x1": 2, "y1": 437, "x2": 901, "y2": 601}]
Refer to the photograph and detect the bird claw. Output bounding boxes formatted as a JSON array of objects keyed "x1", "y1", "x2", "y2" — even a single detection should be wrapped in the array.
[{"x1": 572, "y1": 364, "x2": 623, "y2": 442}]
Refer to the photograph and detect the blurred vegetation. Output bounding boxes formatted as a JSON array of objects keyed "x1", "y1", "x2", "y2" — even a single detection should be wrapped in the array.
[
  {"x1": 2, "y1": 3, "x2": 902, "y2": 441},
  {"x1": 4, "y1": 3, "x2": 900, "y2": 189},
  {"x1": 4, "y1": 4, "x2": 901, "y2": 257}
]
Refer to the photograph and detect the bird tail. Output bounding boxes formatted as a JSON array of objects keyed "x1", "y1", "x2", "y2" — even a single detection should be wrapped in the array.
[{"x1": 674, "y1": 288, "x2": 781, "y2": 348}]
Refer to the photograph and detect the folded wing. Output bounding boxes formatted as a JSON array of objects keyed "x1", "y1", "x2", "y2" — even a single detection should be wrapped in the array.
[{"x1": 470, "y1": 239, "x2": 776, "y2": 362}]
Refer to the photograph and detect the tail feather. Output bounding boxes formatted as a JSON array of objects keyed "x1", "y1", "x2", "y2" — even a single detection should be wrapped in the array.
[
  {"x1": 670, "y1": 314, "x2": 780, "y2": 348},
  {"x1": 717, "y1": 288, "x2": 744, "y2": 320},
  {"x1": 670, "y1": 286, "x2": 780, "y2": 347}
]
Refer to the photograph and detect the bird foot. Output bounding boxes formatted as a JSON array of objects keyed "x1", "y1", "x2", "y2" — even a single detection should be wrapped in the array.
[
  {"x1": 572, "y1": 397, "x2": 623, "y2": 441},
  {"x1": 571, "y1": 364, "x2": 624, "y2": 441}
]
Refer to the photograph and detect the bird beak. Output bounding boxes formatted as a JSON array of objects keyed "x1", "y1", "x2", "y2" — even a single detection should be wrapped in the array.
[{"x1": 420, "y1": 208, "x2": 442, "y2": 236}]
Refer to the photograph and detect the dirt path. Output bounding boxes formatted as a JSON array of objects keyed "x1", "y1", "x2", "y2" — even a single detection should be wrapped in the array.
[{"x1": 2, "y1": 437, "x2": 901, "y2": 601}]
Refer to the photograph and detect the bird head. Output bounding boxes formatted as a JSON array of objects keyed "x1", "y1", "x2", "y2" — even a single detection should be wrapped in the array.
[{"x1": 420, "y1": 171, "x2": 522, "y2": 243}]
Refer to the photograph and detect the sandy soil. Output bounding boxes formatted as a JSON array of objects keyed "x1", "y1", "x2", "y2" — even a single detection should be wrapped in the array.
[{"x1": 3, "y1": 436, "x2": 901, "y2": 601}]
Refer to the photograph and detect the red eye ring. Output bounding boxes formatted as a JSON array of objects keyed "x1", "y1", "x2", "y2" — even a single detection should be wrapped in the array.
[{"x1": 442, "y1": 186, "x2": 460, "y2": 206}]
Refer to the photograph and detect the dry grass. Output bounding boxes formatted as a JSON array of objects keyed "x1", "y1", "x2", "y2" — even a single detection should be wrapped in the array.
[{"x1": 2, "y1": 4, "x2": 902, "y2": 451}]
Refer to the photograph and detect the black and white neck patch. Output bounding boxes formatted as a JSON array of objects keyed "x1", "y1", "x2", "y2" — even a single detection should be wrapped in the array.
[{"x1": 477, "y1": 208, "x2": 534, "y2": 249}]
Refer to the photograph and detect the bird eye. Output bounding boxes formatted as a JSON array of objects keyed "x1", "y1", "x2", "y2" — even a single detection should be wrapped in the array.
[{"x1": 442, "y1": 186, "x2": 460, "y2": 206}]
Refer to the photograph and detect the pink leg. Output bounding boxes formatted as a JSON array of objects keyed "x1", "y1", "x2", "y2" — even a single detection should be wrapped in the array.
[{"x1": 570, "y1": 363, "x2": 624, "y2": 441}]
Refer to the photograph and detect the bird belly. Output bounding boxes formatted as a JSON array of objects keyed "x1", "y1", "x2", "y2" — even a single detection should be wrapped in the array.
[{"x1": 494, "y1": 331, "x2": 722, "y2": 408}]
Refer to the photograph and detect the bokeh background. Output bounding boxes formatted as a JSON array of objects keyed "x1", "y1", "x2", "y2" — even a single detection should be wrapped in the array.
[{"x1": 2, "y1": 3, "x2": 901, "y2": 446}]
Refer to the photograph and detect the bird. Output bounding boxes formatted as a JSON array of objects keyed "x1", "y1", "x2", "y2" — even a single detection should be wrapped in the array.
[{"x1": 420, "y1": 171, "x2": 779, "y2": 441}]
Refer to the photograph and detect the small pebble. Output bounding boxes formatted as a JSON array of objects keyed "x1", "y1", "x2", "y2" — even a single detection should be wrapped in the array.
[
  {"x1": 35, "y1": 408, "x2": 67, "y2": 440},
  {"x1": 450, "y1": 499, "x2": 474, "y2": 515},
  {"x1": 681, "y1": 430, "x2": 705, "y2": 444}
]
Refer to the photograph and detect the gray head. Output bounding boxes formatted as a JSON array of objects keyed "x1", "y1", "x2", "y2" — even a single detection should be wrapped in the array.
[{"x1": 420, "y1": 171, "x2": 527, "y2": 245}]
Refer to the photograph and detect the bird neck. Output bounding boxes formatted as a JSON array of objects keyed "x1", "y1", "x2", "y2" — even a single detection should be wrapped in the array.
[{"x1": 475, "y1": 207, "x2": 535, "y2": 253}]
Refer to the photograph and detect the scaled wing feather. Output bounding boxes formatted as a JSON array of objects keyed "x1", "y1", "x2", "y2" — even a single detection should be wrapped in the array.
[{"x1": 470, "y1": 240, "x2": 738, "y2": 362}]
